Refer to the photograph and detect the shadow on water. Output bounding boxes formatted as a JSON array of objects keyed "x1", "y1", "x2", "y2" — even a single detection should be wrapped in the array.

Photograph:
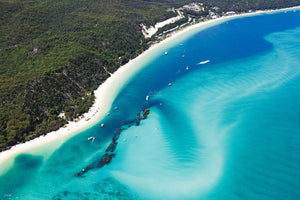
[
  {"x1": 0, "y1": 154, "x2": 43, "y2": 198},
  {"x1": 152, "y1": 98, "x2": 201, "y2": 162}
]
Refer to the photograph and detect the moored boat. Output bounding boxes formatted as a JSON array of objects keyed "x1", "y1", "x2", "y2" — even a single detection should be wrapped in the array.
[{"x1": 198, "y1": 60, "x2": 210, "y2": 65}]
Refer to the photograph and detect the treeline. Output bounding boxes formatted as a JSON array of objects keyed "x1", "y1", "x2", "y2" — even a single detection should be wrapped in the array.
[
  {"x1": 154, "y1": 0, "x2": 300, "y2": 38},
  {"x1": 156, "y1": 17, "x2": 189, "y2": 36},
  {"x1": 0, "y1": 0, "x2": 193, "y2": 150},
  {"x1": 1, "y1": 0, "x2": 300, "y2": 150},
  {"x1": 201, "y1": 0, "x2": 300, "y2": 13}
]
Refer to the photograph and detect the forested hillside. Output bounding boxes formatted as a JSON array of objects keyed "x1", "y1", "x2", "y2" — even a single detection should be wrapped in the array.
[
  {"x1": 1, "y1": 0, "x2": 300, "y2": 150},
  {"x1": 202, "y1": 0, "x2": 300, "y2": 12}
]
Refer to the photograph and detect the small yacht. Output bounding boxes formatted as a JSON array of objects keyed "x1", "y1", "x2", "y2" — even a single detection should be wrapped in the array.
[
  {"x1": 165, "y1": 51, "x2": 168, "y2": 55},
  {"x1": 198, "y1": 60, "x2": 210, "y2": 65},
  {"x1": 146, "y1": 95, "x2": 149, "y2": 101},
  {"x1": 101, "y1": 123, "x2": 104, "y2": 128},
  {"x1": 186, "y1": 66, "x2": 189, "y2": 71},
  {"x1": 88, "y1": 136, "x2": 95, "y2": 141},
  {"x1": 168, "y1": 83, "x2": 172, "y2": 87}
]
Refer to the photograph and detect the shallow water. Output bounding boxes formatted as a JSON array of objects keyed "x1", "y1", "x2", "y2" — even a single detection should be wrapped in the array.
[{"x1": 1, "y1": 10, "x2": 300, "y2": 200}]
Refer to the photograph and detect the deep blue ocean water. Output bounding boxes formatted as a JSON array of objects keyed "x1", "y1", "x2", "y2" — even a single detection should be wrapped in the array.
[{"x1": 1, "y1": 10, "x2": 300, "y2": 199}]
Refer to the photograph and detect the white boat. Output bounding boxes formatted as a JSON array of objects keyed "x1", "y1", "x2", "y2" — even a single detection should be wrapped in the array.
[
  {"x1": 101, "y1": 123, "x2": 104, "y2": 128},
  {"x1": 198, "y1": 60, "x2": 210, "y2": 65},
  {"x1": 165, "y1": 51, "x2": 168, "y2": 55},
  {"x1": 88, "y1": 136, "x2": 95, "y2": 143},
  {"x1": 186, "y1": 66, "x2": 189, "y2": 70},
  {"x1": 168, "y1": 83, "x2": 172, "y2": 87},
  {"x1": 146, "y1": 95, "x2": 149, "y2": 101},
  {"x1": 88, "y1": 137, "x2": 95, "y2": 141}
]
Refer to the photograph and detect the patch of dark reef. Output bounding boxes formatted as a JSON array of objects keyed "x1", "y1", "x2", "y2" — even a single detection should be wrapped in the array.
[
  {"x1": 75, "y1": 107, "x2": 151, "y2": 177},
  {"x1": 52, "y1": 177, "x2": 139, "y2": 200}
]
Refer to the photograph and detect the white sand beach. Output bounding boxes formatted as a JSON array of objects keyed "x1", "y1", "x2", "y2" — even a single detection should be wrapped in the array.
[
  {"x1": 0, "y1": 5, "x2": 299, "y2": 172},
  {"x1": 141, "y1": 10, "x2": 184, "y2": 38}
]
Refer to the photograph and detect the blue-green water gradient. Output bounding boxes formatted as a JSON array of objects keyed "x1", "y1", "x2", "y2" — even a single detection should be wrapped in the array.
[{"x1": 1, "y1": 10, "x2": 300, "y2": 199}]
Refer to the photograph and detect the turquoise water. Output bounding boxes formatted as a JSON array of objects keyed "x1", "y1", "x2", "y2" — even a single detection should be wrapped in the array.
[{"x1": 1, "y1": 10, "x2": 300, "y2": 199}]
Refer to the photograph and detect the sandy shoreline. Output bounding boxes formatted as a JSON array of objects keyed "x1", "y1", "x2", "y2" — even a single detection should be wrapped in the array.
[
  {"x1": 141, "y1": 10, "x2": 184, "y2": 38},
  {"x1": 0, "y1": 6, "x2": 299, "y2": 170}
]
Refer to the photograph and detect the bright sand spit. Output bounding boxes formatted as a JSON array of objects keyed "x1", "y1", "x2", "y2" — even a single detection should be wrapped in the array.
[{"x1": 0, "y1": 6, "x2": 299, "y2": 174}]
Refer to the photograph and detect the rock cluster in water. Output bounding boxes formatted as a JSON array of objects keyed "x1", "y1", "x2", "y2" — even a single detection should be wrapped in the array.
[{"x1": 75, "y1": 108, "x2": 150, "y2": 177}]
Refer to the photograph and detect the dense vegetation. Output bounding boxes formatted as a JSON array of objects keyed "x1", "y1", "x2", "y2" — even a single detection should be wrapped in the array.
[
  {"x1": 201, "y1": 0, "x2": 300, "y2": 13},
  {"x1": 1, "y1": 0, "x2": 300, "y2": 150}
]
